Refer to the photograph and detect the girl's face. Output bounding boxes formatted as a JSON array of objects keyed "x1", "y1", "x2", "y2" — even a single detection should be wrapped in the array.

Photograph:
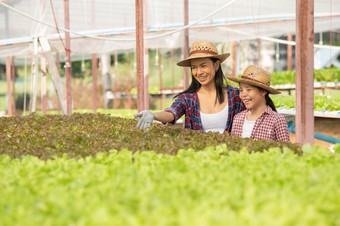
[
  {"x1": 239, "y1": 83, "x2": 267, "y2": 110},
  {"x1": 190, "y1": 58, "x2": 220, "y2": 86}
]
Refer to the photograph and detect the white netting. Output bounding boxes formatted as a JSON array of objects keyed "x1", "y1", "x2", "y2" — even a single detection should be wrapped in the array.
[{"x1": 0, "y1": 0, "x2": 339, "y2": 60}]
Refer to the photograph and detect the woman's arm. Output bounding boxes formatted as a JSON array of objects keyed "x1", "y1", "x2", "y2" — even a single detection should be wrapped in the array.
[{"x1": 154, "y1": 111, "x2": 175, "y2": 123}]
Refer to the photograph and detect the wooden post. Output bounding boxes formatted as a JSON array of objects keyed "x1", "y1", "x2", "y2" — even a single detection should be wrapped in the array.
[
  {"x1": 41, "y1": 54, "x2": 47, "y2": 115},
  {"x1": 30, "y1": 37, "x2": 39, "y2": 113},
  {"x1": 56, "y1": 52, "x2": 61, "y2": 113},
  {"x1": 92, "y1": 54, "x2": 97, "y2": 114},
  {"x1": 295, "y1": 0, "x2": 314, "y2": 145},
  {"x1": 6, "y1": 56, "x2": 12, "y2": 116},
  {"x1": 171, "y1": 49, "x2": 175, "y2": 95},
  {"x1": 39, "y1": 37, "x2": 67, "y2": 114},
  {"x1": 64, "y1": 0, "x2": 72, "y2": 115},
  {"x1": 11, "y1": 56, "x2": 15, "y2": 114},
  {"x1": 287, "y1": 32, "x2": 293, "y2": 71},
  {"x1": 183, "y1": 0, "x2": 189, "y2": 89},
  {"x1": 113, "y1": 51, "x2": 118, "y2": 109},
  {"x1": 135, "y1": 0, "x2": 145, "y2": 112},
  {"x1": 127, "y1": 51, "x2": 132, "y2": 109},
  {"x1": 101, "y1": 54, "x2": 113, "y2": 109},
  {"x1": 158, "y1": 49, "x2": 163, "y2": 109},
  {"x1": 143, "y1": 0, "x2": 149, "y2": 109},
  {"x1": 232, "y1": 41, "x2": 238, "y2": 77}
]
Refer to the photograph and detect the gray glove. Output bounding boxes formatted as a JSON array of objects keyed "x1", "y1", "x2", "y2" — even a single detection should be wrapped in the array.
[{"x1": 134, "y1": 110, "x2": 155, "y2": 129}]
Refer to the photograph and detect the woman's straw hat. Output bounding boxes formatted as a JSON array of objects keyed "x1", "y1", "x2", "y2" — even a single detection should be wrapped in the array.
[
  {"x1": 177, "y1": 41, "x2": 230, "y2": 67},
  {"x1": 227, "y1": 65, "x2": 280, "y2": 94}
]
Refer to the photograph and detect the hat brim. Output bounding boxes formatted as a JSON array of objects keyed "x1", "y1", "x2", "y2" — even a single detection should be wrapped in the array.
[
  {"x1": 177, "y1": 53, "x2": 230, "y2": 67},
  {"x1": 227, "y1": 76, "x2": 281, "y2": 95}
]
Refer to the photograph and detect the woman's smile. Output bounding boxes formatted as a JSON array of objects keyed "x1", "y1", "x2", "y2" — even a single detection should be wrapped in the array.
[{"x1": 190, "y1": 58, "x2": 219, "y2": 86}]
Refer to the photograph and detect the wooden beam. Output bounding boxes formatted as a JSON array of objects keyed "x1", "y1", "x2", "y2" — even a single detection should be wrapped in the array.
[
  {"x1": 287, "y1": 32, "x2": 293, "y2": 71},
  {"x1": 41, "y1": 54, "x2": 47, "y2": 115},
  {"x1": 135, "y1": 0, "x2": 145, "y2": 112},
  {"x1": 11, "y1": 56, "x2": 15, "y2": 114},
  {"x1": 64, "y1": 0, "x2": 72, "y2": 115},
  {"x1": 295, "y1": 0, "x2": 314, "y2": 145},
  {"x1": 232, "y1": 41, "x2": 238, "y2": 77},
  {"x1": 183, "y1": 0, "x2": 189, "y2": 89},
  {"x1": 39, "y1": 37, "x2": 67, "y2": 114},
  {"x1": 6, "y1": 56, "x2": 12, "y2": 116},
  {"x1": 92, "y1": 54, "x2": 98, "y2": 114}
]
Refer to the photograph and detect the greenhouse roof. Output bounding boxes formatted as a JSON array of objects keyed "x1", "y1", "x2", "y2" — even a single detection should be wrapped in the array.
[{"x1": 0, "y1": 0, "x2": 340, "y2": 59}]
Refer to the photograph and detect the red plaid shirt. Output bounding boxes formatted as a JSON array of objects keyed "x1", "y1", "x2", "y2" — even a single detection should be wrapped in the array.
[
  {"x1": 231, "y1": 106, "x2": 290, "y2": 142},
  {"x1": 165, "y1": 86, "x2": 245, "y2": 132}
]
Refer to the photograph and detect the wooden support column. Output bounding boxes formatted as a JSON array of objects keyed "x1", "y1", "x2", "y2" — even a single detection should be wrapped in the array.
[
  {"x1": 183, "y1": 0, "x2": 189, "y2": 89},
  {"x1": 113, "y1": 51, "x2": 118, "y2": 109},
  {"x1": 56, "y1": 52, "x2": 61, "y2": 113},
  {"x1": 30, "y1": 37, "x2": 39, "y2": 113},
  {"x1": 135, "y1": 0, "x2": 145, "y2": 112},
  {"x1": 64, "y1": 0, "x2": 72, "y2": 115},
  {"x1": 143, "y1": 0, "x2": 149, "y2": 109},
  {"x1": 232, "y1": 41, "x2": 238, "y2": 77},
  {"x1": 11, "y1": 56, "x2": 15, "y2": 114},
  {"x1": 295, "y1": 0, "x2": 314, "y2": 145},
  {"x1": 127, "y1": 51, "x2": 132, "y2": 109},
  {"x1": 158, "y1": 49, "x2": 163, "y2": 109},
  {"x1": 171, "y1": 49, "x2": 175, "y2": 95},
  {"x1": 287, "y1": 32, "x2": 293, "y2": 71},
  {"x1": 6, "y1": 56, "x2": 12, "y2": 116},
  {"x1": 41, "y1": 54, "x2": 47, "y2": 115},
  {"x1": 92, "y1": 54, "x2": 98, "y2": 114}
]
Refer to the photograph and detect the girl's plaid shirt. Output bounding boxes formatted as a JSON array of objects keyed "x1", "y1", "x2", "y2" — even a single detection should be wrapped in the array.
[
  {"x1": 165, "y1": 86, "x2": 245, "y2": 133},
  {"x1": 231, "y1": 106, "x2": 290, "y2": 142}
]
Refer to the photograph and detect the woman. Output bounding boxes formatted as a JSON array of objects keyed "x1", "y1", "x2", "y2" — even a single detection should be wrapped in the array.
[
  {"x1": 134, "y1": 41, "x2": 245, "y2": 133},
  {"x1": 227, "y1": 65, "x2": 290, "y2": 142}
]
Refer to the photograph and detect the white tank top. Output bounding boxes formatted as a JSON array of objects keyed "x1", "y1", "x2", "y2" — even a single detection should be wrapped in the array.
[
  {"x1": 200, "y1": 103, "x2": 228, "y2": 134},
  {"x1": 242, "y1": 112, "x2": 256, "y2": 138}
]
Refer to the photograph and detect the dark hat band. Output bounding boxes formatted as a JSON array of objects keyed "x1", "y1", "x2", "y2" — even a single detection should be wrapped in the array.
[
  {"x1": 240, "y1": 76, "x2": 269, "y2": 86},
  {"x1": 189, "y1": 49, "x2": 218, "y2": 56}
]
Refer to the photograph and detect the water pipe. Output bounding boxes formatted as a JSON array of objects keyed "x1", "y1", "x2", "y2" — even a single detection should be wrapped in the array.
[{"x1": 288, "y1": 122, "x2": 340, "y2": 144}]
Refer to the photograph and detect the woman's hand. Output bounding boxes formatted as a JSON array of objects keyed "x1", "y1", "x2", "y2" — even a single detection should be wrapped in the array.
[{"x1": 134, "y1": 110, "x2": 155, "y2": 129}]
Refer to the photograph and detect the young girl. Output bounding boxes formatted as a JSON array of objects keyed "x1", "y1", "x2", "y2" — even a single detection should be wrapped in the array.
[
  {"x1": 227, "y1": 65, "x2": 290, "y2": 142},
  {"x1": 134, "y1": 41, "x2": 245, "y2": 133}
]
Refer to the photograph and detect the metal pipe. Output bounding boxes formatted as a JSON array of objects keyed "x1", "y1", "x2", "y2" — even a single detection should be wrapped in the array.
[{"x1": 288, "y1": 123, "x2": 340, "y2": 144}]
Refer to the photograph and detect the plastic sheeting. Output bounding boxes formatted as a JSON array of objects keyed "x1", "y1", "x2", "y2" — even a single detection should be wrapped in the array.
[{"x1": 0, "y1": 0, "x2": 339, "y2": 59}]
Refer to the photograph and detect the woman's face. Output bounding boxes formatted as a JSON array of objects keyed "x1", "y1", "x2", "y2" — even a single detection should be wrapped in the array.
[
  {"x1": 190, "y1": 58, "x2": 220, "y2": 86},
  {"x1": 239, "y1": 83, "x2": 267, "y2": 109}
]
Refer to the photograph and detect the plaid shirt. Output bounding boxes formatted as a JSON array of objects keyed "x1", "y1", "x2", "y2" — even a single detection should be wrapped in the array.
[
  {"x1": 165, "y1": 86, "x2": 245, "y2": 132},
  {"x1": 231, "y1": 106, "x2": 290, "y2": 142}
]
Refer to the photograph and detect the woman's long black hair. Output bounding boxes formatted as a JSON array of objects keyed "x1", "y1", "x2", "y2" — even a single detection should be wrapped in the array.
[{"x1": 174, "y1": 58, "x2": 228, "y2": 104}]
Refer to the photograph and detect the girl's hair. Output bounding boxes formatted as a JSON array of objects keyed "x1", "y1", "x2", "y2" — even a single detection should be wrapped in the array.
[
  {"x1": 264, "y1": 92, "x2": 277, "y2": 112},
  {"x1": 174, "y1": 58, "x2": 228, "y2": 104}
]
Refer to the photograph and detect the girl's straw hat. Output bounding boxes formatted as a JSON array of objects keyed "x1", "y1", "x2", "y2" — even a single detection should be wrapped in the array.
[
  {"x1": 177, "y1": 41, "x2": 230, "y2": 67},
  {"x1": 227, "y1": 65, "x2": 280, "y2": 94}
]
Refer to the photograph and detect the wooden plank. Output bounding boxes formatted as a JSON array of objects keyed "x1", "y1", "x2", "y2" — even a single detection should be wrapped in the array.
[
  {"x1": 135, "y1": 0, "x2": 145, "y2": 112},
  {"x1": 39, "y1": 37, "x2": 67, "y2": 114},
  {"x1": 41, "y1": 54, "x2": 47, "y2": 115},
  {"x1": 295, "y1": 0, "x2": 314, "y2": 145},
  {"x1": 6, "y1": 56, "x2": 12, "y2": 116}
]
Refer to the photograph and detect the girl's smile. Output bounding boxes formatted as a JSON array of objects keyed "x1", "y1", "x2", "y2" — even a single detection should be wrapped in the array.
[{"x1": 239, "y1": 83, "x2": 267, "y2": 110}]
